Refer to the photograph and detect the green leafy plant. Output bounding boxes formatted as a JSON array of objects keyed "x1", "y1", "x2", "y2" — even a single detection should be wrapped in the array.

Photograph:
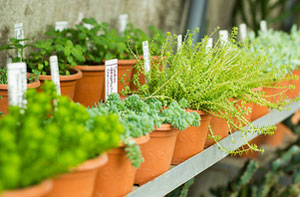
[
  {"x1": 248, "y1": 25, "x2": 300, "y2": 74},
  {"x1": 0, "y1": 81, "x2": 123, "y2": 192},
  {"x1": 26, "y1": 29, "x2": 85, "y2": 75},
  {"x1": 126, "y1": 29, "x2": 293, "y2": 155},
  {"x1": 0, "y1": 38, "x2": 29, "y2": 62},
  {"x1": 89, "y1": 93, "x2": 200, "y2": 167}
]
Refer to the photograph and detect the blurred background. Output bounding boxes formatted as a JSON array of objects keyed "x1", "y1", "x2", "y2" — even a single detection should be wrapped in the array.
[{"x1": 1, "y1": 0, "x2": 300, "y2": 65}]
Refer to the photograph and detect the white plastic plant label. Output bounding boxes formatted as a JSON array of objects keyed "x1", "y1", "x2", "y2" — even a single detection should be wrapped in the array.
[
  {"x1": 260, "y1": 20, "x2": 267, "y2": 33},
  {"x1": 206, "y1": 38, "x2": 213, "y2": 51},
  {"x1": 177, "y1": 34, "x2": 182, "y2": 51},
  {"x1": 7, "y1": 62, "x2": 27, "y2": 107},
  {"x1": 14, "y1": 23, "x2": 24, "y2": 58},
  {"x1": 105, "y1": 59, "x2": 118, "y2": 100},
  {"x1": 239, "y1": 23, "x2": 247, "y2": 41},
  {"x1": 119, "y1": 14, "x2": 128, "y2": 34},
  {"x1": 219, "y1": 30, "x2": 228, "y2": 46},
  {"x1": 50, "y1": 56, "x2": 61, "y2": 95},
  {"x1": 55, "y1": 21, "x2": 68, "y2": 31},
  {"x1": 143, "y1": 41, "x2": 150, "y2": 74},
  {"x1": 83, "y1": 23, "x2": 93, "y2": 30}
]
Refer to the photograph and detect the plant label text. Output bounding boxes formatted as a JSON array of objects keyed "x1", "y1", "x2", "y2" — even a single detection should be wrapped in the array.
[{"x1": 105, "y1": 59, "x2": 118, "y2": 100}]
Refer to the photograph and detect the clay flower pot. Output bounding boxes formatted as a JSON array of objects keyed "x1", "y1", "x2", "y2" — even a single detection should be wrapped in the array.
[
  {"x1": 261, "y1": 123, "x2": 293, "y2": 147},
  {"x1": 285, "y1": 67, "x2": 300, "y2": 99},
  {"x1": 251, "y1": 87, "x2": 269, "y2": 121},
  {"x1": 93, "y1": 135, "x2": 149, "y2": 197},
  {"x1": 1, "y1": 180, "x2": 52, "y2": 197},
  {"x1": 0, "y1": 79, "x2": 40, "y2": 115},
  {"x1": 74, "y1": 65, "x2": 105, "y2": 107},
  {"x1": 118, "y1": 59, "x2": 138, "y2": 93},
  {"x1": 232, "y1": 100, "x2": 253, "y2": 131},
  {"x1": 46, "y1": 154, "x2": 108, "y2": 197},
  {"x1": 39, "y1": 67, "x2": 82, "y2": 100},
  {"x1": 205, "y1": 115, "x2": 229, "y2": 148},
  {"x1": 263, "y1": 80, "x2": 289, "y2": 103},
  {"x1": 135, "y1": 124, "x2": 179, "y2": 185},
  {"x1": 171, "y1": 110, "x2": 212, "y2": 165}
]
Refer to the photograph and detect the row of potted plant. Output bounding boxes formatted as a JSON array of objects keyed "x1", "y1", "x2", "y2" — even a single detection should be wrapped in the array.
[
  {"x1": 0, "y1": 81, "x2": 201, "y2": 197},
  {"x1": 0, "y1": 18, "x2": 165, "y2": 109},
  {"x1": 1, "y1": 18, "x2": 300, "y2": 196}
]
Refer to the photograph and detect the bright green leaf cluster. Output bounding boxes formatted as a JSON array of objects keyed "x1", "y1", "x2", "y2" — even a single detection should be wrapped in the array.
[{"x1": 0, "y1": 81, "x2": 123, "y2": 191}]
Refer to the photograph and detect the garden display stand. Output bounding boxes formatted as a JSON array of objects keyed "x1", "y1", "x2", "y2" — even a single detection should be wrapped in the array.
[{"x1": 128, "y1": 100, "x2": 300, "y2": 197}]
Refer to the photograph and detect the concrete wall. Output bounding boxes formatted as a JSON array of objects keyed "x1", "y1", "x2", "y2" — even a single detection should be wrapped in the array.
[{"x1": 0, "y1": 0, "x2": 188, "y2": 65}]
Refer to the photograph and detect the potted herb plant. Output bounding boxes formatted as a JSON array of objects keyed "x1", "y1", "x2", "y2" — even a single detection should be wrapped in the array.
[
  {"x1": 128, "y1": 29, "x2": 286, "y2": 162},
  {"x1": 134, "y1": 98, "x2": 200, "y2": 185},
  {"x1": 0, "y1": 81, "x2": 123, "y2": 197},
  {"x1": 26, "y1": 29, "x2": 84, "y2": 99},
  {"x1": 0, "y1": 38, "x2": 40, "y2": 114}
]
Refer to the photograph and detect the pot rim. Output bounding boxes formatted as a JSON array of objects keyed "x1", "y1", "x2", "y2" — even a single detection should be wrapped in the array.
[
  {"x1": 186, "y1": 108, "x2": 206, "y2": 115},
  {"x1": 1, "y1": 179, "x2": 52, "y2": 197},
  {"x1": 119, "y1": 133, "x2": 150, "y2": 147},
  {"x1": 76, "y1": 65, "x2": 105, "y2": 71},
  {"x1": 39, "y1": 67, "x2": 82, "y2": 81},
  {"x1": 75, "y1": 153, "x2": 108, "y2": 172},
  {"x1": 0, "y1": 79, "x2": 40, "y2": 90}
]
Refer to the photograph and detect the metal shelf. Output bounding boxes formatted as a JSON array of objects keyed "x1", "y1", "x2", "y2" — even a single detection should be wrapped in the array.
[{"x1": 128, "y1": 101, "x2": 300, "y2": 197}]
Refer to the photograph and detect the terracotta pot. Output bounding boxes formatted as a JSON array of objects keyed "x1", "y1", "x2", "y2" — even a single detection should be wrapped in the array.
[
  {"x1": 134, "y1": 124, "x2": 179, "y2": 185},
  {"x1": 232, "y1": 100, "x2": 253, "y2": 131},
  {"x1": 46, "y1": 154, "x2": 108, "y2": 197},
  {"x1": 239, "y1": 135, "x2": 264, "y2": 159},
  {"x1": 39, "y1": 67, "x2": 82, "y2": 100},
  {"x1": 263, "y1": 80, "x2": 289, "y2": 103},
  {"x1": 205, "y1": 115, "x2": 229, "y2": 148},
  {"x1": 251, "y1": 87, "x2": 269, "y2": 121},
  {"x1": 73, "y1": 65, "x2": 105, "y2": 107},
  {"x1": 118, "y1": 59, "x2": 138, "y2": 93},
  {"x1": 0, "y1": 79, "x2": 40, "y2": 115},
  {"x1": 285, "y1": 67, "x2": 300, "y2": 99},
  {"x1": 171, "y1": 110, "x2": 212, "y2": 165},
  {"x1": 93, "y1": 135, "x2": 150, "y2": 197},
  {"x1": 1, "y1": 180, "x2": 52, "y2": 197},
  {"x1": 261, "y1": 123, "x2": 291, "y2": 147}
]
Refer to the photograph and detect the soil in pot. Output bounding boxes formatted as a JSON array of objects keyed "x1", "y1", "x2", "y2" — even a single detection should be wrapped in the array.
[
  {"x1": 171, "y1": 110, "x2": 212, "y2": 165},
  {"x1": 0, "y1": 79, "x2": 40, "y2": 115},
  {"x1": 73, "y1": 65, "x2": 105, "y2": 107},
  {"x1": 38, "y1": 67, "x2": 82, "y2": 100},
  {"x1": 285, "y1": 67, "x2": 300, "y2": 99},
  {"x1": 205, "y1": 115, "x2": 229, "y2": 148},
  {"x1": 93, "y1": 135, "x2": 149, "y2": 197},
  {"x1": 1, "y1": 180, "x2": 52, "y2": 197},
  {"x1": 251, "y1": 87, "x2": 269, "y2": 121},
  {"x1": 134, "y1": 124, "x2": 179, "y2": 185},
  {"x1": 46, "y1": 154, "x2": 108, "y2": 197}
]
